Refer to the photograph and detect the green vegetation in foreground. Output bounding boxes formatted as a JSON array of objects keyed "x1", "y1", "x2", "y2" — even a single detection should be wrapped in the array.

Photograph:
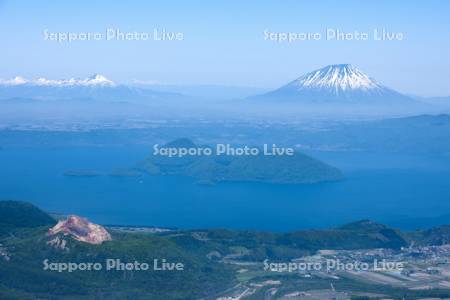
[
  {"x1": 0, "y1": 201, "x2": 235, "y2": 300},
  {"x1": 167, "y1": 219, "x2": 408, "y2": 263},
  {"x1": 2, "y1": 201, "x2": 450, "y2": 299}
]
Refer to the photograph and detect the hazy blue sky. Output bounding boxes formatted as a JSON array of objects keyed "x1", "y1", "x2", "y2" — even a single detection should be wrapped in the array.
[{"x1": 1, "y1": 0, "x2": 449, "y2": 96}]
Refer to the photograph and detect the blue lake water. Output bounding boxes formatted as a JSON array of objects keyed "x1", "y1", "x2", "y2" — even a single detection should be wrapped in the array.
[{"x1": 1, "y1": 146, "x2": 450, "y2": 231}]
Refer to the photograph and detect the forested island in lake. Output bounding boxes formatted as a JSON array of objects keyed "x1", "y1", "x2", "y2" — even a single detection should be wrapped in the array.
[{"x1": 136, "y1": 138, "x2": 344, "y2": 184}]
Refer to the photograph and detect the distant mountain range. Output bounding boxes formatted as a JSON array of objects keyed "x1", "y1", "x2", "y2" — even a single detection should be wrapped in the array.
[
  {"x1": 0, "y1": 74, "x2": 184, "y2": 102},
  {"x1": 132, "y1": 82, "x2": 268, "y2": 100},
  {"x1": 0, "y1": 74, "x2": 115, "y2": 87},
  {"x1": 1, "y1": 69, "x2": 448, "y2": 113},
  {"x1": 251, "y1": 64, "x2": 418, "y2": 106}
]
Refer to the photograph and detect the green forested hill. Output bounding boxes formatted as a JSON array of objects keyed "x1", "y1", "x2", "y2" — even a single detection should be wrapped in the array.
[
  {"x1": 139, "y1": 138, "x2": 344, "y2": 184},
  {"x1": 0, "y1": 201, "x2": 56, "y2": 237}
]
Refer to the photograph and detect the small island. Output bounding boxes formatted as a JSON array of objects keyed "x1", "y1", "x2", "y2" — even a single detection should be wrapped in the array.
[{"x1": 137, "y1": 138, "x2": 344, "y2": 185}]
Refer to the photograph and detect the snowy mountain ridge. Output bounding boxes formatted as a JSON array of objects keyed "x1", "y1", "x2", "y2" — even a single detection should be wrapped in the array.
[{"x1": 0, "y1": 74, "x2": 115, "y2": 87}]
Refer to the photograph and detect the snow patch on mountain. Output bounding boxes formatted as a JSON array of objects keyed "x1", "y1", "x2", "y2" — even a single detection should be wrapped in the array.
[
  {"x1": 0, "y1": 74, "x2": 115, "y2": 87},
  {"x1": 0, "y1": 76, "x2": 29, "y2": 86}
]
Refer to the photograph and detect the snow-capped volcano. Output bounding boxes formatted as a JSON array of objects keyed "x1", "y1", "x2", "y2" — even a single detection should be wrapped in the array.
[
  {"x1": 253, "y1": 64, "x2": 413, "y2": 104},
  {"x1": 0, "y1": 74, "x2": 115, "y2": 87},
  {"x1": 291, "y1": 64, "x2": 381, "y2": 92}
]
